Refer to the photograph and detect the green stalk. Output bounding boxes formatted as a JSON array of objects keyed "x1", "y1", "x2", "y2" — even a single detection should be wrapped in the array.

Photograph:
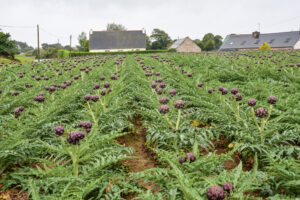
[
  {"x1": 175, "y1": 109, "x2": 181, "y2": 130},
  {"x1": 164, "y1": 114, "x2": 175, "y2": 129},
  {"x1": 87, "y1": 101, "x2": 97, "y2": 124},
  {"x1": 251, "y1": 107, "x2": 260, "y2": 130},
  {"x1": 234, "y1": 100, "x2": 240, "y2": 122}
]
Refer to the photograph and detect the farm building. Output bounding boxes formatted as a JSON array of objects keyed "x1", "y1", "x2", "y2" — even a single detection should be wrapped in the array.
[
  {"x1": 89, "y1": 30, "x2": 146, "y2": 52},
  {"x1": 219, "y1": 31, "x2": 300, "y2": 51},
  {"x1": 169, "y1": 37, "x2": 201, "y2": 53}
]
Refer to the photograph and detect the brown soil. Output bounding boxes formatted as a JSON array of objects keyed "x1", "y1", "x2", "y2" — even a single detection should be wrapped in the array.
[
  {"x1": 116, "y1": 115, "x2": 160, "y2": 199},
  {"x1": 0, "y1": 185, "x2": 27, "y2": 200}
]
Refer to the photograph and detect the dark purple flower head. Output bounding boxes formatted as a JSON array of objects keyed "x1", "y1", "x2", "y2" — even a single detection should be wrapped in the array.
[
  {"x1": 151, "y1": 81, "x2": 157, "y2": 89},
  {"x1": 248, "y1": 98, "x2": 256, "y2": 107},
  {"x1": 91, "y1": 94, "x2": 99, "y2": 102},
  {"x1": 100, "y1": 88, "x2": 107, "y2": 96},
  {"x1": 12, "y1": 91, "x2": 19, "y2": 96},
  {"x1": 179, "y1": 157, "x2": 186, "y2": 164},
  {"x1": 223, "y1": 183, "x2": 234, "y2": 194},
  {"x1": 208, "y1": 89, "x2": 213, "y2": 94},
  {"x1": 49, "y1": 86, "x2": 56, "y2": 92},
  {"x1": 218, "y1": 86, "x2": 224, "y2": 92},
  {"x1": 104, "y1": 82, "x2": 110, "y2": 88},
  {"x1": 158, "y1": 105, "x2": 170, "y2": 114},
  {"x1": 159, "y1": 96, "x2": 169, "y2": 104},
  {"x1": 197, "y1": 82, "x2": 204, "y2": 87},
  {"x1": 187, "y1": 73, "x2": 193, "y2": 77},
  {"x1": 0, "y1": 89, "x2": 2, "y2": 94},
  {"x1": 231, "y1": 88, "x2": 238, "y2": 95},
  {"x1": 55, "y1": 125, "x2": 64, "y2": 136},
  {"x1": 83, "y1": 121, "x2": 92, "y2": 129},
  {"x1": 93, "y1": 83, "x2": 100, "y2": 90},
  {"x1": 34, "y1": 95, "x2": 45, "y2": 102},
  {"x1": 221, "y1": 88, "x2": 228, "y2": 95},
  {"x1": 174, "y1": 100, "x2": 185, "y2": 109},
  {"x1": 84, "y1": 94, "x2": 91, "y2": 101},
  {"x1": 156, "y1": 78, "x2": 163, "y2": 83},
  {"x1": 159, "y1": 82, "x2": 166, "y2": 88},
  {"x1": 100, "y1": 76, "x2": 105, "y2": 81},
  {"x1": 207, "y1": 185, "x2": 225, "y2": 200},
  {"x1": 145, "y1": 72, "x2": 152, "y2": 77},
  {"x1": 235, "y1": 93, "x2": 243, "y2": 101},
  {"x1": 35, "y1": 76, "x2": 41, "y2": 81},
  {"x1": 267, "y1": 96, "x2": 277, "y2": 104},
  {"x1": 67, "y1": 131, "x2": 85, "y2": 145},
  {"x1": 86, "y1": 128, "x2": 91, "y2": 133},
  {"x1": 110, "y1": 75, "x2": 116, "y2": 80},
  {"x1": 14, "y1": 106, "x2": 24, "y2": 118},
  {"x1": 155, "y1": 87, "x2": 163, "y2": 95},
  {"x1": 78, "y1": 122, "x2": 84, "y2": 127},
  {"x1": 185, "y1": 153, "x2": 196, "y2": 163},
  {"x1": 155, "y1": 72, "x2": 160, "y2": 76},
  {"x1": 169, "y1": 89, "x2": 176, "y2": 97},
  {"x1": 19, "y1": 106, "x2": 24, "y2": 111},
  {"x1": 255, "y1": 107, "x2": 268, "y2": 118}
]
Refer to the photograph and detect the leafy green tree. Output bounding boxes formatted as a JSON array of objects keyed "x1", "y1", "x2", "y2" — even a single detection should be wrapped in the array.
[
  {"x1": 0, "y1": 30, "x2": 18, "y2": 59},
  {"x1": 150, "y1": 29, "x2": 172, "y2": 50},
  {"x1": 145, "y1": 35, "x2": 152, "y2": 50},
  {"x1": 15, "y1": 41, "x2": 33, "y2": 53},
  {"x1": 204, "y1": 39, "x2": 215, "y2": 51},
  {"x1": 202, "y1": 33, "x2": 215, "y2": 44},
  {"x1": 77, "y1": 32, "x2": 89, "y2": 52},
  {"x1": 214, "y1": 35, "x2": 223, "y2": 49},
  {"x1": 106, "y1": 23, "x2": 126, "y2": 31}
]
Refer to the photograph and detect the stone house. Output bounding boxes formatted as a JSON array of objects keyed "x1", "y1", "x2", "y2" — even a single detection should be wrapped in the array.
[
  {"x1": 219, "y1": 31, "x2": 300, "y2": 51},
  {"x1": 89, "y1": 30, "x2": 146, "y2": 52},
  {"x1": 169, "y1": 37, "x2": 201, "y2": 53}
]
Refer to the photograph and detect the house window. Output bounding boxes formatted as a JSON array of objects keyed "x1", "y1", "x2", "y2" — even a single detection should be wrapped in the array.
[
  {"x1": 241, "y1": 41, "x2": 246, "y2": 45},
  {"x1": 284, "y1": 38, "x2": 291, "y2": 43},
  {"x1": 269, "y1": 39, "x2": 275, "y2": 44},
  {"x1": 254, "y1": 40, "x2": 260, "y2": 44}
]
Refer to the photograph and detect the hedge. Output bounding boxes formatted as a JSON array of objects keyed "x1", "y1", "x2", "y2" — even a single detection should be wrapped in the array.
[
  {"x1": 57, "y1": 50, "x2": 70, "y2": 58},
  {"x1": 70, "y1": 49, "x2": 169, "y2": 57}
]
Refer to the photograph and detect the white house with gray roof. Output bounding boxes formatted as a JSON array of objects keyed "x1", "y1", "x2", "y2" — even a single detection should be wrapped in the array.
[
  {"x1": 219, "y1": 31, "x2": 300, "y2": 51},
  {"x1": 89, "y1": 30, "x2": 146, "y2": 52}
]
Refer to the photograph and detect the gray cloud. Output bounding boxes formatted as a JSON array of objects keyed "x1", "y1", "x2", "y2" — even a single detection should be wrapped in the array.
[{"x1": 1, "y1": 0, "x2": 300, "y2": 47}]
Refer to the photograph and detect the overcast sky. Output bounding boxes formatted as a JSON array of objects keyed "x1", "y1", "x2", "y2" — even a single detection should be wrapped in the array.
[{"x1": 1, "y1": 0, "x2": 300, "y2": 47}]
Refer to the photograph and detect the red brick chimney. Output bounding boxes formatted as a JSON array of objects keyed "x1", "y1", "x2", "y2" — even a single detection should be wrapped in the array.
[{"x1": 252, "y1": 31, "x2": 260, "y2": 38}]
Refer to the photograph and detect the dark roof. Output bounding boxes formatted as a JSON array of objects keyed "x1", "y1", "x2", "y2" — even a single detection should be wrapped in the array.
[
  {"x1": 89, "y1": 30, "x2": 146, "y2": 50},
  {"x1": 219, "y1": 31, "x2": 300, "y2": 50},
  {"x1": 170, "y1": 37, "x2": 187, "y2": 49}
]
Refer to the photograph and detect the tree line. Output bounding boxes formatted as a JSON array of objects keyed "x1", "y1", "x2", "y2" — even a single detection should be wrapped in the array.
[{"x1": 0, "y1": 23, "x2": 223, "y2": 60}]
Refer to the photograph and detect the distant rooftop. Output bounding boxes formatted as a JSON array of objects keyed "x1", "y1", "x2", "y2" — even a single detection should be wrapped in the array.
[{"x1": 219, "y1": 31, "x2": 300, "y2": 50}]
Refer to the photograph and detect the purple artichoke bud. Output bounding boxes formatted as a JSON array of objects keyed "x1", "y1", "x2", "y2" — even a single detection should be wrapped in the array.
[
  {"x1": 155, "y1": 87, "x2": 163, "y2": 95},
  {"x1": 255, "y1": 107, "x2": 268, "y2": 118},
  {"x1": 267, "y1": 96, "x2": 277, "y2": 104},
  {"x1": 86, "y1": 128, "x2": 91, "y2": 133},
  {"x1": 222, "y1": 88, "x2": 228, "y2": 95},
  {"x1": 145, "y1": 72, "x2": 152, "y2": 77},
  {"x1": 231, "y1": 88, "x2": 238, "y2": 95},
  {"x1": 61, "y1": 84, "x2": 67, "y2": 89},
  {"x1": 104, "y1": 82, "x2": 110, "y2": 88},
  {"x1": 19, "y1": 106, "x2": 24, "y2": 111},
  {"x1": 156, "y1": 78, "x2": 163, "y2": 83},
  {"x1": 289, "y1": 63, "x2": 294, "y2": 67},
  {"x1": 173, "y1": 128, "x2": 177, "y2": 133},
  {"x1": 169, "y1": 89, "x2": 176, "y2": 97},
  {"x1": 218, "y1": 86, "x2": 224, "y2": 92},
  {"x1": 91, "y1": 94, "x2": 99, "y2": 102},
  {"x1": 100, "y1": 88, "x2": 107, "y2": 96},
  {"x1": 93, "y1": 83, "x2": 100, "y2": 90},
  {"x1": 67, "y1": 131, "x2": 85, "y2": 145},
  {"x1": 35, "y1": 76, "x2": 41, "y2": 81},
  {"x1": 54, "y1": 125, "x2": 64, "y2": 136},
  {"x1": 49, "y1": 86, "x2": 56, "y2": 92},
  {"x1": 297, "y1": 62, "x2": 300, "y2": 67},
  {"x1": 74, "y1": 75, "x2": 79, "y2": 80},
  {"x1": 12, "y1": 91, "x2": 19, "y2": 96},
  {"x1": 179, "y1": 157, "x2": 186, "y2": 164},
  {"x1": 248, "y1": 98, "x2": 256, "y2": 107},
  {"x1": 187, "y1": 73, "x2": 192, "y2": 77},
  {"x1": 197, "y1": 82, "x2": 204, "y2": 87},
  {"x1": 84, "y1": 94, "x2": 91, "y2": 101},
  {"x1": 235, "y1": 93, "x2": 242, "y2": 101},
  {"x1": 155, "y1": 72, "x2": 160, "y2": 76},
  {"x1": 151, "y1": 81, "x2": 157, "y2": 89},
  {"x1": 174, "y1": 100, "x2": 185, "y2": 109},
  {"x1": 83, "y1": 121, "x2": 92, "y2": 128},
  {"x1": 158, "y1": 105, "x2": 170, "y2": 114},
  {"x1": 207, "y1": 185, "x2": 225, "y2": 200},
  {"x1": 100, "y1": 76, "x2": 105, "y2": 81},
  {"x1": 45, "y1": 86, "x2": 50, "y2": 91},
  {"x1": 110, "y1": 75, "x2": 116, "y2": 80},
  {"x1": 78, "y1": 122, "x2": 84, "y2": 127},
  {"x1": 223, "y1": 183, "x2": 234, "y2": 194},
  {"x1": 159, "y1": 96, "x2": 169, "y2": 104},
  {"x1": 185, "y1": 153, "x2": 196, "y2": 163},
  {"x1": 208, "y1": 89, "x2": 213, "y2": 94},
  {"x1": 159, "y1": 82, "x2": 166, "y2": 88}
]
